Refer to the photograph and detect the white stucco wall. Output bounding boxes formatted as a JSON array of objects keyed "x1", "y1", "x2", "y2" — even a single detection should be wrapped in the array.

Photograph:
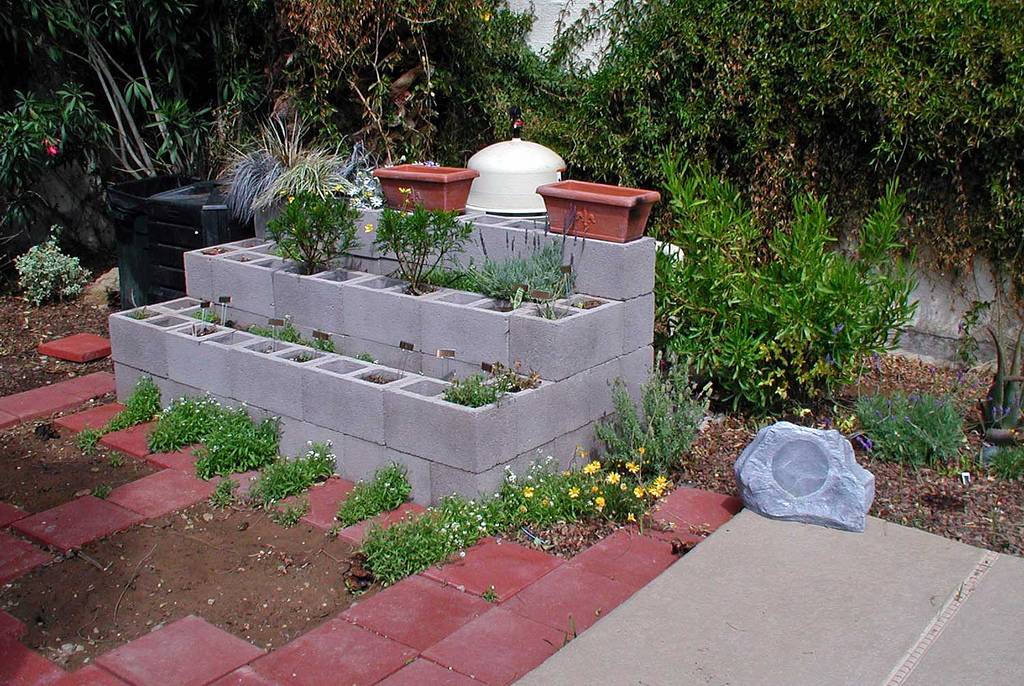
[{"x1": 509, "y1": 0, "x2": 604, "y2": 63}]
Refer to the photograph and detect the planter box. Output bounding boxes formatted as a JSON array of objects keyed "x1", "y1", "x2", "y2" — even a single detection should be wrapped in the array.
[
  {"x1": 209, "y1": 252, "x2": 283, "y2": 317},
  {"x1": 509, "y1": 298, "x2": 625, "y2": 381},
  {"x1": 420, "y1": 292, "x2": 513, "y2": 367},
  {"x1": 109, "y1": 310, "x2": 191, "y2": 378},
  {"x1": 341, "y1": 276, "x2": 431, "y2": 348},
  {"x1": 373, "y1": 165, "x2": 479, "y2": 213},
  {"x1": 300, "y1": 357, "x2": 391, "y2": 442},
  {"x1": 228, "y1": 338, "x2": 310, "y2": 416},
  {"x1": 274, "y1": 267, "x2": 373, "y2": 333},
  {"x1": 537, "y1": 180, "x2": 660, "y2": 243}
]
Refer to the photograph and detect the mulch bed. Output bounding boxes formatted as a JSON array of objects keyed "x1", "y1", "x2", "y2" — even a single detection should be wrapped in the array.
[
  {"x1": 1, "y1": 504, "x2": 368, "y2": 670},
  {"x1": 0, "y1": 410, "x2": 156, "y2": 514},
  {"x1": 0, "y1": 295, "x2": 114, "y2": 397},
  {"x1": 681, "y1": 354, "x2": 1023, "y2": 557}
]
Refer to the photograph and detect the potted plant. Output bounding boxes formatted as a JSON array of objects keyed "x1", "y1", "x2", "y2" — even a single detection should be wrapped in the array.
[
  {"x1": 536, "y1": 180, "x2": 660, "y2": 243},
  {"x1": 373, "y1": 164, "x2": 479, "y2": 213}
]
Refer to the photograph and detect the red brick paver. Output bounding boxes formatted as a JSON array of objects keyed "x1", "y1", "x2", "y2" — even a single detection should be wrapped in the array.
[
  {"x1": 98, "y1": 422, "x2": 156, "y2": 458},
  {"x1": 54, "y1": 665, "x2": 129, "y2": 685},
  {"x1": 209, "y1": 665, "x2": 280, "y2": 686},
  {"x1": 650, "y1": 487, "x2": 743, "y2": 538},
  {"x1": 567, "y1": 528, "x2": 679, "y2": 590},
  {"x1": 503, "y1": 564, "x2": 634, "y2": 634},
  {"x1": 0, "y1": 372, "x2": 115, "y2": 423},
  {"x1": 297, "y1": 476, "x2": 354, "y2": 530},
  {"x1": 54, "y1": 403, "x2": 125, "y2": 433},
  {"x1": 250, "y1": 618, "x2": 416, "y2": 686},
  {"x1": 0, "y1": 641, "x2": 65, "y2": 686},
  {"x1": 342, "y1": 575, "x2": 490, "y2": 650},
  {"x1": 0, "y1": 501, "x2": 28, "y2": 527},
  {"x1": 377, "y1": 659, "x2": 483, "y2": 685},
  {"x1": 0, "y1": 410, "x2": 17, "y2": 430},
  {"x1": 0, "y1": 531, "x2": 52, "y2": 583},
  {"x1": 145, "y1": 446, "x2": 199, "y2": 473},
  {"x1": 37, "y1": 333, "x2": 112, "y2": 363},
  {"x1": 422, "y1": 607, "x2": 565, "y2": 686},
  {"x1": 337, "y1": 502, "x2": 426, "y2": 545},
  {"x1": 96, "y1": 615, "x2": 264, "y2": 686},
  {"x1": 12, "y1": 496, "x2": 143, "y2": 553},
  {"x1": 107, "y1": 469, "x2": 216, "y2": 518},
  {"x1": 422, "y1": 538, "x2": 563, "y2": 601},
  {"x1": 0, "y1": 609, "x2": 27, "y2": 642}
]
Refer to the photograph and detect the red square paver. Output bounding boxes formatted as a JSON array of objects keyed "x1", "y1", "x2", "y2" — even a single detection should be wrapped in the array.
[
  {"x1": 342, "y1": 575, "x2": 490, "y2": 650},
  {"x1": 503, "y1": 564, "x2": 634, "y2": 634},
  {"x1": 0, "y1": 410, "x2": 17, "y2": 430},
  {"x1": 377, "y1": 659, "x2": 483, "y2": 685},
  {"x1": 54, "y1": 665, "x2": 130, "y2": 685},
  {"x1": 651, "y1": 488, "x2": 743, "y2": 536},
  {"x1": 96, "y1": 615, "x2": 264, "y2": 686},
  {"x1": 0, "y1": 531, "x2": 52, "y2": 583},
  {"x1": 0, "y1": 372, "x2": 115, "y2": 422},
  {"x1": 0, "y1": 501, "x2": 28, "y2": 527},
  {"x1": 423, "y1": 607, "x2": 564, "y2": 685},
  {"x1": 337, "y1": 502, "x2": 426, "y2": 545},
  {"x1": 107, "y1": 470, "x2": 216, "y2": 518},
  {"x1": 250, "y1": 618, "x2": 416, "y2": 686},
  {"x1": 422, "y1": 538, "x2": 563, "y2": 601},
  {"x1": 54, "y1": 403, "x2": 125, "y2": 433},
  {"x1": 99, "y1": 422, "x2": 156, "y2": 458},
  {"x1": 38, "y1": 333, "x2": 112, "y2": 363},
  {"x1": 568, "y1": 528, "x2": 678, "y2": 590},
  {"x1": 0, "y1": 641, "x2": 65, "y2": 685},
  {"x1": 297, "y1": 476, "x2": 354, "y2": 530},
  {"x1": 12, "y1": 496, "x2": 143, "y2": 553},
  {"x1": 0, "y1": 609, "x2": 27, "y2": 642},
  {"x1": 209, "y1": 665, "x2": 279, "y2": 686},
  {"x1": 145, "y1": 446, "x2": 199, "y2": 473}
]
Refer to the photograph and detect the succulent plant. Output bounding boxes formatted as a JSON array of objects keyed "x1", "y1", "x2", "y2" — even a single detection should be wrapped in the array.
[{"x1": 982, "y1": 325, "x2": 1024, "y2": 445}]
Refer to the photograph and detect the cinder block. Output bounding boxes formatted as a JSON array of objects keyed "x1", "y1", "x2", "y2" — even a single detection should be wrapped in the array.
[
  {"x1": 508, "y1": 299, "x2": 624, "y2": 381},
  {"x1": 420, "y1": 354, "x2": 481, "y2": 381},
  {"x1": 420, "y1": 294, "x2": 511, "y2": 367},
  {"x1": 164, "y1": 322, "x2": 241, "y2": 392},
  {"x1": 109, "y1": 311, "x2": 190, "y2": 378},
  {"x1": 381, "y1": 448, "x2": 433, "y2": 505},
  {"x1": 113, "y1": 362, "x2": 147, "y2": 402},
  {"x1": 303, "y1": 361, "x2": 409, "y2": 443},
  {"x1": 286, "y1": 268, "x2": 374, "y2": 333},
  {"x1": 153, "y1": 297, "x2": 202, "y2": 313},
  {"x1": 228, "y1": 339, "x2": 308, "y2": 416},
  {"x1": 341, "y1": 277, "x2": 423, "y2": 347},
  {"x1": 621, "y1": 292, "x2": 655, "y2": 354},
  {"x1": 209, "y1": 252, "x2": 280, "y2": 316},
  {"x1": 183, "y1": 249, "x2": 215, "y2": 302},
  {"x1": 151, "y1": 377, "x2": 202, "y2": 407},
  {"x1": 561, "y1": 234, "x2": 656, "y2": 300},
  {"x1": 277, "y1": 417, "x2": 346, "y2": 460}
]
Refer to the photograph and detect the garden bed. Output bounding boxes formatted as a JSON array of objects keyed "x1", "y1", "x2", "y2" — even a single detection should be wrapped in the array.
[{"x1": 1, "y1": 501, "x2": 369, "y2": 670}]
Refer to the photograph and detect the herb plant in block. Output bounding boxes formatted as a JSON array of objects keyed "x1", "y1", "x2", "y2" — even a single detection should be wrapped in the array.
[
  {"x1": 374, "y1": 204, "x2": 472, "y2": 294},
  {"x1": 268, "y1": 194, "x2": 358, "y2": 275}
]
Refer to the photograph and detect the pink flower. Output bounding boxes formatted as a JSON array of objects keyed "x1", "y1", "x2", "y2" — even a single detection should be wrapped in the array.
[{"x1": 43, "y1": 138, "x2": 60, "y2": 157}]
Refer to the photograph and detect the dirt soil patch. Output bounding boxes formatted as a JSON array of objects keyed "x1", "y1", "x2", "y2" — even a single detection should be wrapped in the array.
[
  {"x1": 0, "y1": 411, "x2": 156, "y2": 513},
  {"x1": 512, "y1": 519, "x2": 620, "y2": 558},
  {"x1": 681, "y1": 353, "x2": 1023, "y2": 557},
  {"x1": 1, "y1": 504, "x2": 369, "y2": 670},
  {"x1": 0, "y1": 295, "x2": 114, "y2": 397}
]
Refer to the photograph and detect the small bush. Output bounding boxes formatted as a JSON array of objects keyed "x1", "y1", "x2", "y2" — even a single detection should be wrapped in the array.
[
  {"x1": 467, "y1": 243, "x2": 574, "y2": 303},
  {"x1": 854, "y1": 393, "x2": 965, "y2": 465},
  {"x1": 596, "y1": 357, "x2": 708, "y2": 475},
  {"x1": 148, "y1": 396, "x2": 223, "y2": 452},
  {"x1": 375, "y1": 204, "x2": 472, "y2": 294},
  {"x1": 106, "y1": 377, "x2": 161, "y2": 432},
  {"x1": 336, "y1": 464, "x2": 411, "y2": 526},
  {"x1": 990, "y1": 447, "x2": 1024, "y2": 481},
  {"x1": 251, "y1": 443, "x2": 335, "y2": 505},
  {"x1": 194, "y1": 407, "x2": 279, "y2": 479},
  {"x1": 267, "y1": 194, "x2": 358, "y2": 275},
  {"x1": 15, "y1": 227, "x2": 90, "y2": 306}
]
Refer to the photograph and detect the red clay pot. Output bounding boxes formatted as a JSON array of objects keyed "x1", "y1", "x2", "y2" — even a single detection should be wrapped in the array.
[
  {"x1": 536, "y1": 180, "x2": 661, "y2": 243},
  {"x1": 373, "y1": 164, "x2": 480, "y2": 213}
]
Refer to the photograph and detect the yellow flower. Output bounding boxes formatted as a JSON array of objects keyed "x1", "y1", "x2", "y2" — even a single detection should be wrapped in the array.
[
  {"x1": 399, "y1": 187, "x2": 412, "y2": 194},
  {"x1": 590, "y1": 485, "x2": 599, "y2": 494},
  {"x1": 287, "y1": 195, "x2": 295, "y2": 204},
  {"x1": 523, "y1": 486, "x2": 535, "y2": 498},
  {"x1": 605, "y1": 472, "x2": 621, "y2": 485},
  {"x1": 541, "y1": 498, "x2": 550, "y2": 507},
  {"x1": 595, "y1": 496, "x2": 606, "y2": 510},
  {"x1": 627, "y1": 513, "x2": 636, "y2": 522},
  {"x1": 363, "y1": 223, "x2": 374, "y2": 233},
  {"x1": 582, "y1": 460, "x2": 601, "y2": 475},
  {"x1": 633, "y1": 486, "x2": 646, "y2": 499},
  {"x1": 625, "y1": 462, "x2": 640, "y2": 474},
  {"x1": 568, "y1": 487, "x2": 580, "y2": 499},
  {"x1": 637, "y1": 446, "x2": 646, "y2": 457},
  {"x1": 481, "y1": 11, "x2": 491, "y2": 21},
  {"x1": 518, "y1": 505, "x2": 527, "y2": 513}
]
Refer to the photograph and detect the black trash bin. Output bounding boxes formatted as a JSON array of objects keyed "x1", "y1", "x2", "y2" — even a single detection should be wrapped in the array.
[{"x1": 107, "y1": 177, "x2": 253, "y2": 306}]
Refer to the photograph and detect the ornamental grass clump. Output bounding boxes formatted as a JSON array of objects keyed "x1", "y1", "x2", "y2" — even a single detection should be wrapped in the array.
[
  {"x1": 194, "y1": 407, "x2": 280, "y2": 479},
  {"x1": 467, "y1": 243, "x2": 574, "y2": 303},
  {"x1": 251, "y1": 442, "x2": 335, "y2": 505},
  {"x1": 375, "y1": 203, "x2": 472, "y2": 295},
  {"x1": 854, "y1": 393, "x2": 965, "y2": 466},
  {"x1": 336, "y1": 463, "x2": 412, "y2": 526}
]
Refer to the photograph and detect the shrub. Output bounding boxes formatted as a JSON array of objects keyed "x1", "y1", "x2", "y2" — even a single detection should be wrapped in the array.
[
  {"x1": 15, "y1": 227, "x2": 90, "y2": 306},
  {"x1": 467, "y1": 243, "x2": 574, "y2": 303},
  {"x1": 596, "y1": 357, "x2": 708, "y2": 475},
  {"x1": 336, "y1": 464, "x2": 412, "y2": 526},
  {"x1": 656, "y1": 160, "x2": 916, "y2": 410},
  {"x1": 375, "y1": 205, "x2": 472, "y2": 294},
  {"x1": 990, "y1": 447, "x2": 1024, "y2": 481},
  {"x1": 194, "y1": 407, "x2": 279, "y2": 479},
  {"x1": 251, "y1": 443, "x2": 335, "y2": 505},
  {"x1": 148, "y1": 396, "x2": 223, "y2": 452},
  {"x1": 267, "y1": 194, "x2": 358, "y2": 275},
  {"x1": 854, "y1": 393, "x2": 965, "y2": 466}
]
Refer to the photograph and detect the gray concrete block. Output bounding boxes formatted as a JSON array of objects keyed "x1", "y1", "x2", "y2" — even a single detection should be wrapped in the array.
[
  {"x1": 183, "y1": 249, "x2": 214, "y2": 302},
  {"x1": 300, "y1": 357, "x2": 387, "y2": 441},
  {"x1": 109, "y1": 311, "x2": 190, "y2": 378},
  {"x1": 228, "y1": 338, "x2": 307, "y2": 416},
  {"x1": 210, "y1": 252, "x2": 280, "y2": 317},
  {"x1": 381, "y1": 448, "x2": 433, "y2": 505},
  {"x1": 420, "y1": 294, "x2": 511, "y2": 367},
  {"x1": 509, "y1": 299, "x2": 624, "y2": 381},
  {"x1": 277, "y1": 417, "x2": 345, "y2": 460},
  {"x1": 151, "y1": 377, "x2": 203, "y2": 408},
  {"x1": 341, "y1": 276, "x2": 422, "y2": 347},
  {"x1": 419, "y1": 354, "x2": 481, "y2": 382},
  {"x1": 288, "y1": 268, "x2": 374, "y2": 333},
  {"x1": 562, "y1": 235, "x2": 656, "y2": 300},
  {"x1": 165, "y1": 324, "x2": 251, "y2": 393},
  {"x1": 113, "y1": 362, "x2": 147, "y2": 402},
  {"x1": 621, "y1": 292, "x2": 655, "y2": 354},
  {"x1": 154, "y1": 297, "x2": 202, "y2": 313}
]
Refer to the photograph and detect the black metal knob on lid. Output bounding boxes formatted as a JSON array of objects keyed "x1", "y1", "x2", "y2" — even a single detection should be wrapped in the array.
[{"x1": 509, "y1": 106, "x2": 524, "y2": 139}]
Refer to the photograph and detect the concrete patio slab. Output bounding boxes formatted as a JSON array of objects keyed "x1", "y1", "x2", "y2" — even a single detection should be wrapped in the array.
[
  {"x1": 0, "y1": 371, "x2": 115, "y2": 423},
  {"x1": 53, "y1": 665, "x2": 129, "y2": 685},
  {"x1": 337, "y1": 502, "x2": 425, "y2": 545},
  {"x1": 518, "y1": 511, "x2": 1014, "y2": 686},
  {"x1": 0, "y1": 640, "x2": 65, "y2": 686},
  {"x1": 0, "y1": 501, "x2": 28, "y2": 527},
  {"x1": 422, "y1": 537, "x2": 563, "y2": 601},
  {"x1": 106, "y1": 469, "x2": 215, "y2": 518},
  {"x1": 98, "y1": 421, "x2": 156, "y2": 457},
  {"x1": 377, "y1": 658, "x2": 484, "y2": 685}
]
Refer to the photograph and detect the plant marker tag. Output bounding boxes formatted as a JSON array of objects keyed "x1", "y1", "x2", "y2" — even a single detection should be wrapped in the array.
[
  {"x1": 560, "y1": 264, "x2": 573, "y2": 274},
  {"x1": 960, "y1": 472, "x2": 971, "y2": 486},
  {"x1": 312, "y1": 330, "x2": 330, "y2": 341},
  {"x1": 199, "y1": 300, "x2": 211, "y2": 309},
  {"x1": 268, "y1": 318, "x2": 285, "y2": 327},
  {"x1": 218, "y1": 296, "x2": 231, "y2": 304},
  {"x1": 436, "y1": 349, "x2": 455, "y2": 359},
  {"x1": 480, "y1": 362, "x2": 494, "y2": 373},
  {"x1": 399, "y1": 341, "x2": 415, "y2": 351},
  {"x1": 530, "y1": 289, "x2": 553, "y2": 301}
]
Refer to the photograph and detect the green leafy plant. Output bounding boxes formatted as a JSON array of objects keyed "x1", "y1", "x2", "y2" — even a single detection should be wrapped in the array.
[
  {"x1": 466, "y1": 243, "x2": 573, "y2": 303},
  {"x1": 267, "y1": 194, "x2": 358, "y2": 275},
  {"x1": 105, "y1": 377, "x2": 161, "y2": 432},
  {"x1": 148, "y1": 396, "x2": 223, "y2": 452},
  {"x1": 192, "y1": 308, "x2": 219, "y2": 324},
  {"x1": 990, "y1": 447, "x2": 1024, "y2": 481},
  {"x1": 91, "y1": 484, "x2": 111, "y2": 499},
  {"x1": 15, "y1": 227, "x2": 90, "y2": 305},
  {"x1": 194, "y1": 407, "x2": 280, "y2": 479},
  {"x1": 108, "y1": 453, "x2": 125, "y2": 468},
  {"x1": 250, "y1": 443, "x2": 335, "y2": 505},
  {"x1": 77, "y1": 428, "x2": 102, "y2": 455},
  {"x1": 596, "y1": 356, "x2": 708, "y2": 475},
  {"x1": 854, "y1": 393, "x2": 965, "y2": 466},
  {"x1": 656, "y1": 159, "x2": 916, "y2": 410},
  {"x1": 269, "y1": 498, "x2": 309, "y2": 527},
  {"x1": 375, "y1": 205, "x2": 472, "y2": 295},
  {"x1": 981, "y1": 325, "x2": 1023, "y2": 440},
  {"x1": 356, "y1": 352, "x2": 376, "y2": 363},
  {"x1": 336, "y1": 464, "x2": 412, "y2": 526},
  {"x1": 210, "y1": 478, "x2": 238, "y2": 508},
  {"x1": 442, "y1": 364, "x2": 540, "y2": 408},
  {"x1": 247, "y1": 317, "x2": 334, "y2": 351}
]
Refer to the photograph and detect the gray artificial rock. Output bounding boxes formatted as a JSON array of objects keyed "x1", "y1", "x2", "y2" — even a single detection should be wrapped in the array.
[{"x1": 734, "y1": 421, "x2": 875, "y2": 533}]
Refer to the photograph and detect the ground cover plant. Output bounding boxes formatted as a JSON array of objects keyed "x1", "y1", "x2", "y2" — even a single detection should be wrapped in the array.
[
  {"x1": 148, "y1": 395, "x2": 224, "y2": 452},
  {"x1": 247, "y1": 317, "x2": 335, "y2": 352},
  {"x1": 990, "y1": 447, "x2": 1024, "y2": 481},
  {"x1": 267, "y1": 194, "x2": 358, "y2": 275},
  {"x1": 251, "y1": 442, "x2": 335, "y2": 505},
  {"x1": 78, "y1": 377, "x2": 161, "y2": 453},
  {"x1": 336, "y1": 464, "x2": 412, "y2": 526},
  {"x1": 374, "y1": 204, "x2": 473, "y2": 295},
  {"x1": 191, "y1": 406, "x2": 280, "y2": 479},
  {"x1": 854, "y1": 392, "x2": 965, "y2": 467}
]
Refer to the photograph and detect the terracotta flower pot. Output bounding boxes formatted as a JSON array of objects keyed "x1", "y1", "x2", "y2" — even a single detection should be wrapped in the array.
[
  {"x1": 536, "y1": 180, "x2": 661, "y2": 243},
  {"x1": 373, "y1": 164, "x2": 480, "y2": 213}
]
